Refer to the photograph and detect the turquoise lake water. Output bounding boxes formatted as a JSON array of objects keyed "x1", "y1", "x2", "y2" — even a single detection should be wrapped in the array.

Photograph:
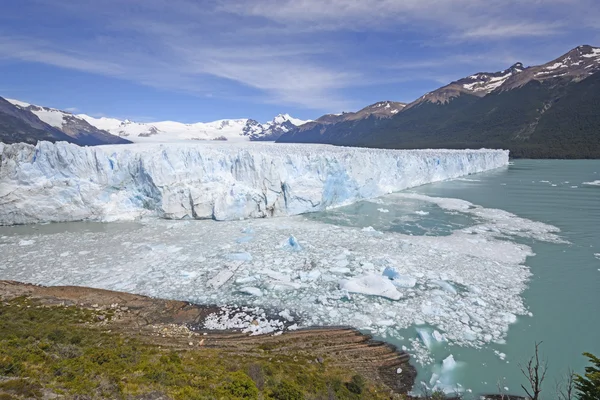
[{"x1": 309, "y1": 159, "x2": 600, "y2": 396}]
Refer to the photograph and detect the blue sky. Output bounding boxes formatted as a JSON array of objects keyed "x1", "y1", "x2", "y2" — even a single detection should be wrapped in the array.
[{"x1": 1, "y1": 0, "x2": 599, "y2": 123}]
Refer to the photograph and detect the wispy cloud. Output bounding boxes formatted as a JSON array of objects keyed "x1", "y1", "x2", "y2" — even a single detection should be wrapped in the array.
[{"x1": 0, "y1": 0, "x2": 598, "y2": 113}]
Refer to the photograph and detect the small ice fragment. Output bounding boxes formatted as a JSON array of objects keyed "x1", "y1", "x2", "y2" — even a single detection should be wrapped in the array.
[
  {"x1": 340, "y1": 274, "x2": 403, "y2": 300},
  {"x1": 416, "y1": 327, "x2": 434, "y2": 349},
  {"x1": 278, "y1": 309, "x2": 294, "y2": 321},
  {"x1": 225, "y1": 252, "x2": 253, "y2": 261},
  {"x1": 241, "y1": 227, "x2": 255, "y2": 234},
  {"x1": 383, "y1": 266, "x2": 417, "y2": 288},
  {"x1": 239, "y1": 287, "x2": 263, "y2": 296},
  {"x1": 582, "y1": 180, "x2": 600, "y2": 186},
  {"x1": 361, "y1": 226, "x2": 383, "y2": 236},
  {"x1": 442, "y1": 355, "x2": 457, "y2": 371},
  {"x1": 431, "y1": 280, "x2": 457, "y2": 294},
  {"x1": 432, "y1": 330, "x2": 446, "y2": 343},
  {"x1": 414, "y1": 210, "x2": 429, "y2": 216},
  {"x1": 281, "y1": 235, "x2": 302, "y2": 251},
  {"x1": 396, "y1": 367, "x2": 403, "y2": 374},
  {"x1": 236, "y1": 236, "x2": 253, "y2": 243},
  {"x1": 377, "y1": 208, "x2": 389, "y2": 213},
  {"x1": 18, "y1": 240, "x2": 35, "y2": 246}
]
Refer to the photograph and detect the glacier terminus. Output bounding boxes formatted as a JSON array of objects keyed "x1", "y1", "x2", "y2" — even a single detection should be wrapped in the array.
[{"x1": 0, "y1": 141, "x2": 508, "y2": 225}]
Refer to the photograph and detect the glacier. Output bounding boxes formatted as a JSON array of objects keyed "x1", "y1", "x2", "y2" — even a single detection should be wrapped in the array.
[{"x1": 0, "y1": 141, "x2": 508, "y2": 225}]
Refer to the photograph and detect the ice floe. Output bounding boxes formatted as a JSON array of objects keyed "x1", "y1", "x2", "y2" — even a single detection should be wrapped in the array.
[{"x1": 0, "y1": 192, "x2": 564, "y2": 354}]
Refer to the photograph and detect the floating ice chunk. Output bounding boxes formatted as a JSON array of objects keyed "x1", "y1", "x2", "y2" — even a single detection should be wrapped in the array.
[
  {"x1": 432, "y1": 330, "x2": 446, "y2": 343},
  {"x1": 377, "y1": 208, "x2": 390, "y2": 213},
  {"x1": 430, "y1": 355, "x2": 463, "y2": 394},
  {"x1": 431, "y1": 280, "x2": 457, "y2": 294},
  {"x1": 239, "y1": 287, "x2": 263, "y2": 296},
  {"x1": 442, "y1": 354, "x2": 457, "y2": 371},
  {"x1": 179, "y1": 270, "x2": 198, "y2": 279},
  {"x1": 281, "y1": 235, "x2": 302, "y2": 251},
  {"x1": 225, "y1": 252, "x2": 253, "y2": 261},
  {"x1": 361, "y1": 226, "x2": 383, "y2": 236},
  {"x1": 583, "y1": 180, "x2": 600, "y2": 186},
  {"x1": 594, "y1": 253, "x2": 600, "y2": 260},
  {"x1": 235, "y1": 276, "x2": 256, "y2": 284},
  {"x1": 462, "y1": 328, "x2": 477, "y2": 341},
  {"x1": 416, "y1": 327, "x2": 434, "y2": 349},
  {"x1": 383, "y1": 266, "x2": 417, "y2": 288},
  {"x1": 298, "y1": 269, "x2": 322, "y2": 281},
  {"x1": 278, "y1": 309, "x2": 294, "y2": 321},
  {"x1": 340, "y1": 274, "x2": 403, "y2": 300},
  {"x1": 414, "y1": 210, "x2": 430, "y2": 216},
  {"x1": 207, "y1": 263, "x2": 244, "y2": 288},
  {"x1": 18, "y1": 240, "x2": 35, "y2": 246},
  {"x1": 241, "y1": 226, "x2": 255, "y2": 234},
  {"x1": 236, "y1": 236, "x2": 253, "y2": 243}
]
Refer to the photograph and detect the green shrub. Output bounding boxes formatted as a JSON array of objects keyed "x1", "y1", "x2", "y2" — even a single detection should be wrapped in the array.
[
  {"x1": 346, "y1": 374, "x2": 365, "y2": 394},
  {"x1": 272, "y1": 380, "x2": 303, "y2": 400},
  {"x1": 0, "y1": 379, "x2": 42, "y2": 398},
  {"x1": 0, "y1": 355, "x2": 21, "y2": 376},
  {"x1": 222, "y1": 371, "x2": 259, "y2": 399},
  {"x1": 576, "y1": 352, "x2": 600, "y2": 400}
]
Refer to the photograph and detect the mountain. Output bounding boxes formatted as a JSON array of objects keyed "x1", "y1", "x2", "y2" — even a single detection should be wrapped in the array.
[
  {"x1": 79, "y1": 113, "x2": 311, "y2": 143},
  {"x1": 277, "y1": 45, "x2": 600, "y2": 159},
  {"x1": 0, "y1": 97, "x2": 74, "y2": 145},
  {"x1": 277, "y1": 101, "x2": 406, "y2": 145},
  {"x1": 4, "y1": 98, "x2": 131, "y2": 146}
]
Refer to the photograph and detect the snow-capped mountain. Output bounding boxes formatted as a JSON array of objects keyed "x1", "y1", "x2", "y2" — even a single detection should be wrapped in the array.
[
  {"x1": 410, "y1": 45, "x2": 600, "y2": 107},
  {"x1": 5, "y1": 99, "x2": 130, "y2": 145},
  {"x1": 278, "y1": 45, "x2": 600, "y2": 158},
  {"x1": 79, "y1": 113, "x2": 311, "y2": 143}
]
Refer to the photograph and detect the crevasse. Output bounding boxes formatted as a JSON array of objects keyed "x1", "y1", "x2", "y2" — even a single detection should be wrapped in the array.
[{"x1": 0, "y1": 141, "x2": 508, "y2": 225}]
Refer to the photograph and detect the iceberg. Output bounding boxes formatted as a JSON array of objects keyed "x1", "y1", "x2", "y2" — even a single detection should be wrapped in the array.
[
  {"x1": 0, "y1": 141, "x2": 509, "y2": 225},
  {"x1": 383, "y1": 266, "x2": 417, "y2": 288},
  {"x1": 340, "y1": 274, "x2": 403, "y2": 300}
]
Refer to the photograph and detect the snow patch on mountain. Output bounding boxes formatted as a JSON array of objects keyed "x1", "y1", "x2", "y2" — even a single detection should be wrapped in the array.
[{"x1": 7, "y1": 99, "x2": 69, "y2": 129}]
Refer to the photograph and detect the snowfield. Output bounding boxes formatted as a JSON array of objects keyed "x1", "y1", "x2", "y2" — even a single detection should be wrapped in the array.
[{"x1": 0, "y1": 141, "x2": 508, "y2": 225}]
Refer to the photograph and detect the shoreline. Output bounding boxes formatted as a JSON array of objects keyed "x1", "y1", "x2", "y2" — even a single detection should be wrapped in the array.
[{"x1": 0, "y1": 280, "x2": 416, "y2": 396}]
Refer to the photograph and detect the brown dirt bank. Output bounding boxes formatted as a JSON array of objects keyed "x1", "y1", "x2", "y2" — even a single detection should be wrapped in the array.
[{"x1": 0, "y1": 280, "x2": 416, "y2": 396}]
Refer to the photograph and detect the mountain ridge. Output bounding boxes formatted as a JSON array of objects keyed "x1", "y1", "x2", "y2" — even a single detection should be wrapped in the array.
[{"x1": 277, "y1": 45, "x2": 600, "y2": 159}]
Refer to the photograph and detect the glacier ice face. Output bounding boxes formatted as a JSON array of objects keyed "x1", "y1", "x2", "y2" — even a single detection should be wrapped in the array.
[{"x1": 0, "y1": 141, "x2": 508, "y2": 225}]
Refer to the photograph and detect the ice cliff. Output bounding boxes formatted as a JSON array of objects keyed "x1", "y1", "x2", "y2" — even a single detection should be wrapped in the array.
[{"x1": 0, "y1": 141, "x2": 508, "y2": 225}]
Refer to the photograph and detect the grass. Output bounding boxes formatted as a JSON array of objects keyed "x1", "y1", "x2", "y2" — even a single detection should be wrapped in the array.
[{"x1": 0, "y1": 297, "x2": 398, "y2": 399}]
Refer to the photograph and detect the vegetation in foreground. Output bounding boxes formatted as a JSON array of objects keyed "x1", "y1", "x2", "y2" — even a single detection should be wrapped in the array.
[
  {"x1": 0, "y1": 297, "x2": 395, "y2": 399},
  {"x1": 1, "y1": 296, "x2": 598, "y2": 400}
]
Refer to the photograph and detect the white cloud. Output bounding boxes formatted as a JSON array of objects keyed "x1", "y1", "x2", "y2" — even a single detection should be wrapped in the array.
[{"x1": 0, "y1": 0, "x2": 598, "y2": 112}]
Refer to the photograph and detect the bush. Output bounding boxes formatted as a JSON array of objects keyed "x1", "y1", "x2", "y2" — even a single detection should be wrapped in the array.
[
  {"x1": 272, "y1": 380, "x2": 303, "y2": 400},
  {"x1": 576, "y1": 352, "x2": 600, "y2": 400},
  {"x1": 222, "y1": 371, "x2": 259, "y2": 399},
  {"x1": 346, "y1": 374, "x2": 365, "y2": 394}
]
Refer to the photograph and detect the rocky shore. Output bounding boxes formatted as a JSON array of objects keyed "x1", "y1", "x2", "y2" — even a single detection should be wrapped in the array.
[{"x1": 0, "y1": 280, "x2": 416, "y2": 398}]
